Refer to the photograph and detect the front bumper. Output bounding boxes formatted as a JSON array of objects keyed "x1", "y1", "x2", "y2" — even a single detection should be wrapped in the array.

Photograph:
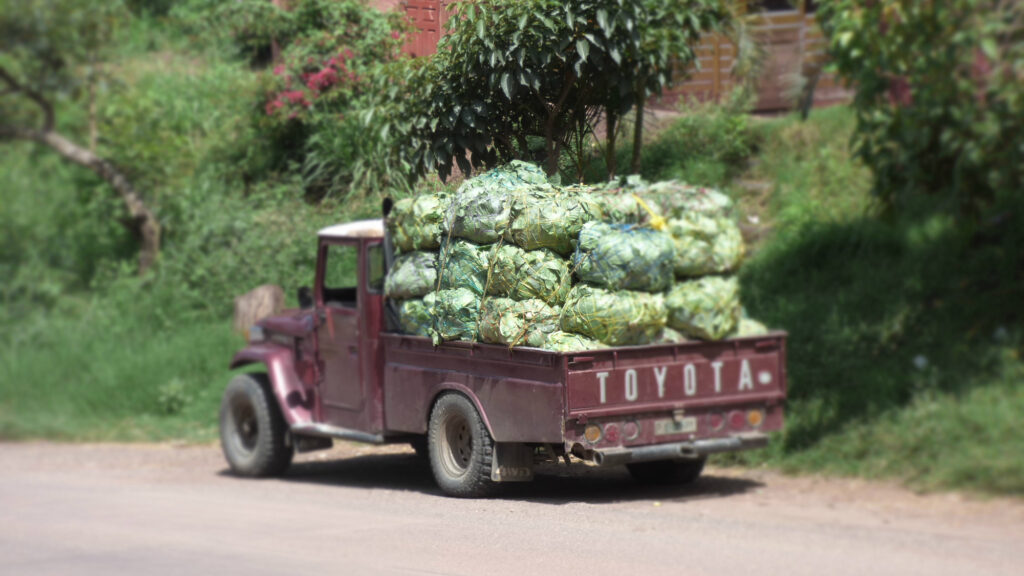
[{"x1": 591, "y1": 432, "x2": 769, "y2": 467}]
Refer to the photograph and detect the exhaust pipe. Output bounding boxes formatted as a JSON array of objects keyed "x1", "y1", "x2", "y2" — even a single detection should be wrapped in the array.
[{"x1": 591, "y1": 434, "x2": 768, "y2": 467}]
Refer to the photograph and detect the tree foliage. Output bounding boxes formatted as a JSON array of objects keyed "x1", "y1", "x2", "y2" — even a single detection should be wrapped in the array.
[
  {"x1": 410, "y1": 0, "x2": 728, "y2": 181},
  {"x1": 0, "y1": 0, "x2": 162, "y2": 273},
  {"x1": 818, "y1": 0, "x2": 1023, "y2": 217}
]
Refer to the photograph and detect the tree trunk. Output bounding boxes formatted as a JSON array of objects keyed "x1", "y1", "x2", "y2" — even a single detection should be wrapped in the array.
[
  {"x1": 605, "y1": 108, "x2": 618, "y2": 180},
  {"x1": 3, "y1": 127, "x2": 161, "y2": 274},
  {"x1": 630, "y1": 93, "x2": 646, "y2": 175}
]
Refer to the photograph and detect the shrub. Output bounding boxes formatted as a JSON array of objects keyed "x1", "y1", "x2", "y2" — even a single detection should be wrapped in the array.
[{"x1": 818, "y1": 0, "x2": 1024, "y2": 217}]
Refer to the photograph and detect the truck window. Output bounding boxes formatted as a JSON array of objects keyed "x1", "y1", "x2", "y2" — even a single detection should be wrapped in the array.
[
  {"x1": 323, "y1": 244, "x2": 358, "y2": 307},
  {"x1": 367, "y1": 244, "x2": 385, "y2": 293}
]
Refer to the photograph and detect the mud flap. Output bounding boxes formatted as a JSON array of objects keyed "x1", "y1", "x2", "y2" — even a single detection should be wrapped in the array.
[{"x1": 491, "y1": 443, "x2": 534, "y2": 482}]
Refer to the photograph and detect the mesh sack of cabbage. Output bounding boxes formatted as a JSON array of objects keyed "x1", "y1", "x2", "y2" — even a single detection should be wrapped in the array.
[
  {"x1": 438, "y1": 239, "x2": 490, "y2": 296},
  {"x1": 478, "y1": 298, "x2": 560, "y2": 348},
  {"x1": 665, "y1": 276, "x2": 741, "y2": 341},
  {"x1": 667, "y1": 213, "x2": 745, "y2": 278},
  {"x1": 559, "y1": 284, "x2": 667, "y2": 346},
  {"x1": 431, "y1": 287, "x2": 481, "y2": 344},
  {"x1": 444, "y1": 164, "x2": 553, "y2": 243},
  {"x1": 624, "y1": 179, "x2": 734, "y2": 219},
  {"x1": 384, "y1": 251, "x2": 437, "y2": 300},
  {"x1": 386, "y1": 192, "x2": 451, "y2": 253},
  {"x1": 573, "y1": 221, "x2": 676, "y2": 292},
  {"x1": 396, "y1": 293, "x2": 436, "y2": 338},
  {"x1": 506, "y1": 186, "x2": 604, "y2": 256},
  {"x1": 487, "y1": 244, "x2": 571, "y2": 305},
  {"x1": 541, "y1": 331, "x2": 608, "y2": 352}
]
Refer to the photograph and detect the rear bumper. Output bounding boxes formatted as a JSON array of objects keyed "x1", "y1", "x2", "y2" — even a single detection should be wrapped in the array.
[{"x1": 591, "y1": 433, "x2": 769, "y2": 467}]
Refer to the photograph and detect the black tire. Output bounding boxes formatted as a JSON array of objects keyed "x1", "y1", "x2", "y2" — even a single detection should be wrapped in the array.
[
  {"x1": 427, "y1": 393, "x2": 495, "y2": 498},
  {"x1": 626, "y1": 457, "x2": 706, "y2": 485},
  {"x1": 219, "y1": 373, "x2": 293, "y2": 477}
]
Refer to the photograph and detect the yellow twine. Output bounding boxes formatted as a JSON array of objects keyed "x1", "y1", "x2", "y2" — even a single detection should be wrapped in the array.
[{"x1": 633, "y1": 194, "x2": 666, "y2": 231}]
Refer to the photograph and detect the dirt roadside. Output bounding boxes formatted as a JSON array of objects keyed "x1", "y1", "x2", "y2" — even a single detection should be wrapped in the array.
[{"x1": 1, "y1": 441, "x2": 1021, "y2": 576}]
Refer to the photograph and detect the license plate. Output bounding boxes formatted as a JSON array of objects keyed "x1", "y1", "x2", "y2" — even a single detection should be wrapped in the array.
[{"x1": 654, "y1": 417, "x2": 697, "y2": 436}]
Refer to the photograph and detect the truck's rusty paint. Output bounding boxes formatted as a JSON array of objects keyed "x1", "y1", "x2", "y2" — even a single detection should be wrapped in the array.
[{"x1": 227, "y1": 218, "x2": 787, "y2": 485}]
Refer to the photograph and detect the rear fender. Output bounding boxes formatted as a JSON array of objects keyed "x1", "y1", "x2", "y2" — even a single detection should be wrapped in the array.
[
  {"x1": 230, "y1": 344, "x2": 314, "y2": 426},
  {"x1": 430, "y1": 383, "x2": 496, "y2": 439}
]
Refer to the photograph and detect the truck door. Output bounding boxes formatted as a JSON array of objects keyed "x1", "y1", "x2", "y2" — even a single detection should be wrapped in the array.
[{"x1": 315, "y1": 241, "x2": 365, "y2": 428}]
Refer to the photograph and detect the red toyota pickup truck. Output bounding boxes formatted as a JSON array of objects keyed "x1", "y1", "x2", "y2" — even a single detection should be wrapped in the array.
[{"x1": 221, "y1": 219, "x2": 787, "y2": 497}]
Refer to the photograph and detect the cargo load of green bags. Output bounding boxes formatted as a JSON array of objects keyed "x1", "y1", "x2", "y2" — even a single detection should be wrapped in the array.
[{"x1": 382, "y1": 163, "x2": 770, "y2": 350}]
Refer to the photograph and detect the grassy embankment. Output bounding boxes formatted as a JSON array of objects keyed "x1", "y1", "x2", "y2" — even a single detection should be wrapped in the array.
[
  {"x1": 1, "y1": 19, "x2": 1020, "y2": 494},
  {"x1": 619, "y1": 105, "x2": 1023, "y2": 494}
]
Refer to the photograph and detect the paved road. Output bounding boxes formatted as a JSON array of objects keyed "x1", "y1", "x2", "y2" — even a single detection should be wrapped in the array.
[{"x1": 1, "y1": 442, "x2": 1021, "y2": 576}]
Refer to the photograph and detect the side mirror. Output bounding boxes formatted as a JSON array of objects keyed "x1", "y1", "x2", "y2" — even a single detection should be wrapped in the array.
[{"x1": 297, "y1": 286, "x2": 314, "y2": 309}]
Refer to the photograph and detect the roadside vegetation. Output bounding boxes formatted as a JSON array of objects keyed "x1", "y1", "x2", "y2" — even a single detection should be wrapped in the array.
[{"x1": 1, "y1": 1, "x2": 1020, "y2": 495}]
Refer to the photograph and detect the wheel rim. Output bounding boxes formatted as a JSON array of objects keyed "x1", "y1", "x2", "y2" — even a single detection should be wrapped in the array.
[
  {"x1": 438, "y1": 411, "x2": 472, "y2": 478},
  {"x1": 230, "y1": 397, "x2": 259, "y2": 454}
]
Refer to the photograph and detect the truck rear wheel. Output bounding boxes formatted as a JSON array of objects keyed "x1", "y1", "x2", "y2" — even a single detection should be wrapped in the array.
[
  {"x1": 427, "y1": 393, "x2": 495, "y2": 498},
  {"x1": 626, "y1": 457, "x2": 706, "y2": 485},
  {"x1": 220, "y1": 373, "x2": 293, "y2": 478}
]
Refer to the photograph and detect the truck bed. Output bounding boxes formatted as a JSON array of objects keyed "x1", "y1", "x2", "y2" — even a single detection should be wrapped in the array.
[{"x1": 380, "y1": 332, "x2": 787, "y2": 450}]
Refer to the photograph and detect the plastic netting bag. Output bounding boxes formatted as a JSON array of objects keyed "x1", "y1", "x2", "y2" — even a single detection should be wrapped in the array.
[
  {"x1": 541, "y1": 330, "x2": 609, "y2": 352},
  {"x1": 506, "y1": 187, "x2": 603, "y2": 256},
  {"x1": 591, "y1": 191, "x2": 656, "y2": 224},
  {"x1": 431, "y1": 288, "x2": 480, "y2": 344},
  {"x1": 638, "y1": 326, "x2": 689, "y2": 345},
  {"x1": 438, "y1": 239, "x2": 491, "y2": 296},
  {"x1": 487, "y1": 244, "x2": 571, "y2": 305},
  {"x1": 387, "y1": 192, "x2": 451, "y2": 253},
  {"x1": 667, "y1": 214, "x2": 745, "y2": 277},
  {"x1": 559, "y1": 284, "x2": 667, "y2": 346},
  {"x1": 444, "y1": 187, "x2": 514, "y2": 244},
  {"x1": 733, "y1": 317, "x2": 769, "y2": 337},
  {"x1": 665, "y1": 276, "x2": 741, "y2": 341},
  {"x1": 444, "y1": 162, "x2": 554, "y2": 243},
  {"x1": 397, "y1": 293, "x2": 436, "y2": 337},
  {"x1": 574, "y1": 222, "x2": 676, "y2": 292},
  {"x1": 478, "y1": 297, "x2": 560, "y2": 347},
  {"x1": 384, "y1": 251, "x2": 438, "y2": 299}
]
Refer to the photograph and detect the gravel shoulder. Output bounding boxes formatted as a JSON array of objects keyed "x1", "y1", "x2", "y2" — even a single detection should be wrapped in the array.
[{"x1": 1, "y1": 441, "x2": 1022, "y2": 576}]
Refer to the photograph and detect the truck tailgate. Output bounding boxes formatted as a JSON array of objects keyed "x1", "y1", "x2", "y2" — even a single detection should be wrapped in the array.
[{"x1": 565, "y1": 334, "x2": 787, "y2": 420}]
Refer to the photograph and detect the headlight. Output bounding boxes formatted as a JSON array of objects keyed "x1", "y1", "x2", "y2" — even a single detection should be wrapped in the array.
[{"x1": 248, "y1": 325, "x2": 265, "y2": 343}]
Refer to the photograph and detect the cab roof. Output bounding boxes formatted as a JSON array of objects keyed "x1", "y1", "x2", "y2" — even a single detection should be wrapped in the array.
[{"x1": 318, "y1": 219, "x2": 384, "y2": 239}]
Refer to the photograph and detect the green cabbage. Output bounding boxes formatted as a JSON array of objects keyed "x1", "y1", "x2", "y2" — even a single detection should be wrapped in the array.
[
  {"x1": 384, "y1": 251, "x2": 437, "y2": 299},
  {"x1": 665, "y1": 276, "x2": 741, "y2": 340},
  {"x1": 438, "y1": 240, "x2": 491, "y2": 296},
  {"x1": 487, "y1": 244, "x2": 571, "y2": 305},
  {"x1": 574, "y1": 222, "x2": 676, "y2": 292},
  {"x1": 431, "y1": 288, "x2": 481, "y2": 344},
  {"x1": 386, "y1": 192, "x2": 451, "y2": 253},
  {"x1": 478, "y1": 298, "x2": 559, "y2": 347},
  {"x1": 559, "y1": 284, "x2": 667, "y2": 346}
]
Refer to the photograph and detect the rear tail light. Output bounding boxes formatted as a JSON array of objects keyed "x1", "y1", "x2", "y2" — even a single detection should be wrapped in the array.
[
  {"x1": 728, "y1": 410, "x2": 747, "y2": 430},
  {"x1": 603, "y1": 423, "x2": 620, "y2": 444},
  {"x1": 708, "y1": 412, "x2": 725, "y2": 431},
  {"x1": 583, "y1": 424, "x2": 603, "y2": 444},
  {"x1": 747, "y1": 409, "x2": 765, "y2": 428}
]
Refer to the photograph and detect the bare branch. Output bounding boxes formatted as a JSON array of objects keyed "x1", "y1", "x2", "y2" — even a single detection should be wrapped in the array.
[{"x1": 0, "y1": 64, "x2": 56, "y2": 131}]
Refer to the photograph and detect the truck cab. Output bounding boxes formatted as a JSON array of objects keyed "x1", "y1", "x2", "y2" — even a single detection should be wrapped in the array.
[{"x1": 221, "y1": 219, "x2": 787, "y2": 497}]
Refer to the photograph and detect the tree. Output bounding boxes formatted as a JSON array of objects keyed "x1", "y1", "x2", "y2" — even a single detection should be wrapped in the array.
[
  {"x1": 411, "y1": 0, "x2": 727, "y2": 181},
  {"x1": 818, "y1": 0, "x2": 1023, "y2": 217},
  {"x1": 0, "y1": 0, "x2": 161, "y2": 273}
]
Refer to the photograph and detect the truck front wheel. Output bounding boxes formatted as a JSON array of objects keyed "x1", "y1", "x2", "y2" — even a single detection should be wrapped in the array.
[
  {"x1": 626, "y1": 457, "x2": 706, "y2": 485},
  {"x1": 219, "y1": 373, "x2": 293, "y2": 478},
  {"x1": 428, "y1": 393, "x2": 495, "y2": 498}
]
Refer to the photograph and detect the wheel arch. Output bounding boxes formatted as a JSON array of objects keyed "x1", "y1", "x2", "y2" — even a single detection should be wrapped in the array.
[
  {"x1": 426, "y1": 383, "x2": 496, "y2": 440},
  {"x1": 229, "y1": 344, "x2": 313, "y2": 426}
]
